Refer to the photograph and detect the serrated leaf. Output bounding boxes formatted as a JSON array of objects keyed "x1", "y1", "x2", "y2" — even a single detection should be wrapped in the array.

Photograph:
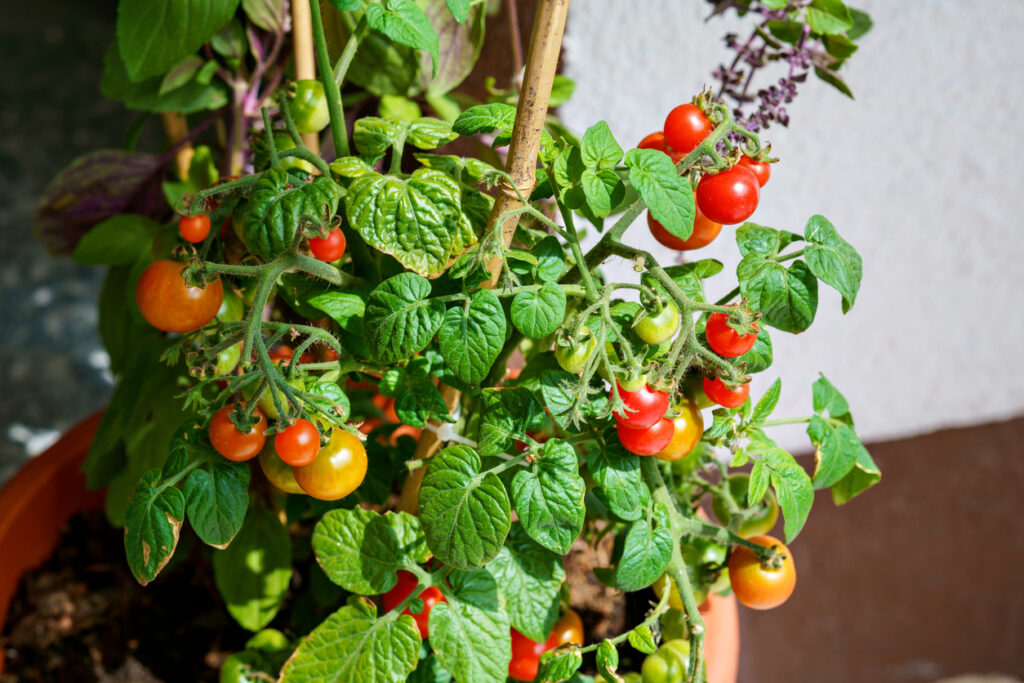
[
  {"x1": 580, "y1": 121, "x2": 623, "y2": 168},
  {"x1": 628, "y1": 625, "x2": 657, "y2": 654},
  {"x1": 596, "y1": 640, "x2": 620, "y2": 682},
  {"x1": 312, "y1": 508, "x2": 429, "y2": 595},
  {"x1": 803, "y1": 215, "x2": 862, "y2": 312},
  {"x1": 183, "y1": 457, "x2": 250, "y2": 548},
  {"x1": 750, "y1": 443, "x2": 814, "y2": 541},
  {"x1": 452, "y1": 103, "x2": 517, "y2": 136},
  {"x1": 735, "y1": 223, "x2": 802, "y2": 257},
  {"x1": 625, "y1": 148, "x2": 694, "y2": 240},
  {"x1": 829, "y1": 446, "x2": 881, "y2": 505},
  {"x1": 811, "y1": 374, "x2": 850, "y2": 417},
  {"x1": 751, "y1": 379, "x2": 781, "y2": 424},
  {"x1": 123, "y1": 469, "x2": 185, "y2": 586},
  {"x1": 243, "y1": 168, "x2": 343, "y2": 261},
  {"x1": 533, "y1": 235, "x2": 566, "y2": 282},
  {"x1": 354, "y1": 117, "x2": 402, "y2": 157},
  {"x1": 157, "y1": 55, "x2": 203, "y2": 96},
  {"x1": 738, "y1": 326, "x2": 773, "y2": 374},
  {"x1": 737, "y1": 256, "x2": 818, "y2": 333},
  {"x1": 588, "y1": 438, "x2": 650, "y2": 521},
  {"x1": 364, "y1": 273, "x2": 445, "y2": 363},
  {"x1": 599, "y1": 505, "x2": 672, "y2": 591},
  {"x1": 419, "y1": 445, "x2": 511, "y2": 569},
  {"x1": 439, "y1": 289, "x2": 506, "y2": 384},
  {"x1": 511, "y1": 439, "x2": 585, "y2": 554},
  {"x1": 488, "y1": 524, "x2": 565, "y2": 641},
  {"x1": 213, "y1": 506, "x2": 291, "y2": 631},
  {"x1": 537, "y1": 648, "x2": 583, "y2": 682},
  {"x1": 478, "y1": 387, "x2": 547, "y2": 457},
  {"x1": 280, "y1": 596, "x2": 421, "y2": 682},
  {"x1": 365, "y1": 0, "x2": 440, "y2": 74},
  {"x1": 809, "y1": 418, "x2": 863, "y2": 489},
  {"x1": 407, "y1": 118, "x2": 458, "y2": 149},
  {"x1": 511, "y1": 283, "x2": 567, "y2": 339},
  {"x1": 581, "y1": 167, "x2": 626, "y2": 218},
  {"x1": 429, "y1": 569, "x2": 511, "y2": 683}
]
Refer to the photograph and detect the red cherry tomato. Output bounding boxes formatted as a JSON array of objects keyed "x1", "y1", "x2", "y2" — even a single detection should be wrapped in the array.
[
  {"x1": 663, "y1": 103, "x2": 713, "y2": 154},
  {"x1": 268, "y1": 345, "x2": 294, "y2": 365},
  {"x1": 617, "y1": 417, "x2": 675, "y2": 456},
  {"x1": 696, "y1": 165, "x2": 760, "y2": 225},
  {"x1": 728, "y1": 535, "x2": 796, "y2": 610},
  {"x1": 738, "y1": 155, "x2": 771, "y2": 187},
  {"x1": 310, "y1": 228, "x2": 347, "y2": 261},
  {"x1": 178, "y1": 214, "x2": 211, "y2": 243},
  {"x1": 135, "y1": 259, "x2": 224, "y2": 333},
  {"x1": 382, "y1": 570, "x2": 446, "y2": 639},
  {"x1": 612, "y1": 383, "x2": 670, "y2": 430},
  {"x1": 638, "y1": 131, "x2": 684, "y2": 164},
  {"x1": 209, "y1": 404, "x2": 267, "y2": 462},
  {"x1": 274, "y1": 418, "x2": 321, "y2": 466},
  {"x1": 705, "y1": 311, "x2": 758, "y2": 357},
  {"x1": 647, "y1": 206, "x2": 723, "y2": 251},
  {"x1": 509, "y1": 629, "x2": 547, "y2": 681},
  {"x1": 544, "y1": 609, "x2": 584, "y2": 649},
  {"x1": 702, "y1": 377, "x2": 750, "y2": 409}
]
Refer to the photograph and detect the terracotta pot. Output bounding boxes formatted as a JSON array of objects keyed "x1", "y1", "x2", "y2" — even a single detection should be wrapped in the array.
[
  {"x1": 701, "y1": 591, "x2": 740, "y2": 683},
  {"x1": 0, "y1": 412, "x2": 105, "y2": 649}
]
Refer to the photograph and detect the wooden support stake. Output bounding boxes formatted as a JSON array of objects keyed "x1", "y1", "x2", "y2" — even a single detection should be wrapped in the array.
[
  {"x1": 291, "y1": 0, "x2": 320, "y2": 154},
  {"x1": 160, "y1": 112, "x2": 194, "y2": 181}
]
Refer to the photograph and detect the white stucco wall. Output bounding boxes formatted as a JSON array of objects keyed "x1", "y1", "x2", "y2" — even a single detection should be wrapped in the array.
[{"x1": 559, "y1": 1, "x2": 1024, "y2": 450}]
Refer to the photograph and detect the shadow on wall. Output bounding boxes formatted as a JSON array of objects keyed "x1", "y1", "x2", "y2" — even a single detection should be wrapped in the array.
[{"x1": 737, "y1": 416, "x2": 1024, "y2": 683}]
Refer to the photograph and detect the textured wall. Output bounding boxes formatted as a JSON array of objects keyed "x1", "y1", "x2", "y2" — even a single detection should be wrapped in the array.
[{"x1": 559, "y1": 0, "x2": 1024, "y2": 450}]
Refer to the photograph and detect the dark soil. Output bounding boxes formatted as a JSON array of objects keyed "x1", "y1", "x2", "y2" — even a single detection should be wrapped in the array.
[{"x1": 1, "y1": 512, "x2": 248, "y2": 682}]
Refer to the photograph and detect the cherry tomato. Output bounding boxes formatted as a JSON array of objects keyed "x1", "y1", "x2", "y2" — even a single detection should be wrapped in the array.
[
  {"x1": 702, "y1": 376, "x2": 749, "y2": 409},
  {"x1": 210, "y1": 404, "x2": 267, "y2": 462},
  {"x1": 274, "y1": 418, "x2": 321, "y2": 466},
  {"x1": 711, "y1": 473, "x2": 780, "y2": 538},
  {"x1": 618, "y1": 417, "x2": 674, "y2": 456},
  {"x1": 555, "y1": 326, "x2": 597, "y2": 374},
  {"x1": 641, "y1": 638, "x2": 691, "y2": 683},
  {"x1": 663, "y1": 103, "x2": 713, "y2": 153},
  {"x1": 136, "y1": 259, "x2": 224, "y2": 333},
  {"x1": 216, "y1": 342, "x2": 243, "y2": 376},
  {"x1": 381, "y1": 570, "x2": 446, "y2": 639},
  {"x1": 647, "y1": 207, "x2": 723, "y2": 251},
  {"x1": 695, "y1": 165, "x2": 760, "y2": 225},
  {"x1": 309, "y1": 228, "x2": 347, "y2": 262},
  {"x1": 653, "y1": 400, "x2": 703, "y2": 462},
  {"x1": 243, "y1": 376, "x2": 305, "y2": 421},
  {"x1": 179, "y1": 214, "x2": 211, "y2": 243},
  {"x1": 268, "y1": 345, "x2": 294, "y2": 364},
  {"x1": 705, "y1": 311, "x2": 758, "y2": 357},
  {"x1": 638, "y1": 131, "x2": 684, "y2": 164},
  {"x1": 293, "y1": 428, "x2": 367, "y2": 501},
  {"x1": 738, "y1": 155, "x2": 771, "y2": 187},
  {"x1": 635, "y1": 301, "x2": 680, "y2": 345},
  {"x1": 287, "y1": 80, "x2": 330, "y2": 133},
  {"x1": 258, "y1": 443, "x2": 305, "y2": 494},
  {"x1": 728, "y1": 535, "x2": 796, "y2": 610},
  {"x1": 682, "y1": 373, "x2": 714, "y2": 409},
  {"x1": 217, "y1": 291, "x2": 245, "y2": 323},
  {"x1": 544, "y1": 609, "x2": 584, "y2": 649},
  {"x1": 612, "y1": 383, "x2": 670, "y2": 430},
  {"x1": 509, "y1": 629, "x2": 547, "y2": 681}
]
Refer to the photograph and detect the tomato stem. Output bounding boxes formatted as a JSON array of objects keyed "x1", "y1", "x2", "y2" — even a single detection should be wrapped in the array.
[{"x1": 308, "y1": 0, "x2": 349, "y2": 158}]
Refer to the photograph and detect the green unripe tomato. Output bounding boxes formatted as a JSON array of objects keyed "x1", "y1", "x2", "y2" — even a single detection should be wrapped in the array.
[
  {"x1": 218, "y1": 290, "x2": 245, "y2": 323},
  {"x1": 287, "y1": 80, "x2": 330, "y2": 133},
  {"x1": 659, "y1": 608, "x2": 689, "y2": 642},
  {"x1": 711, "y1": 472, "x2": 780, "y2": 538},
  {"x1": 682, "y1": 373, "x2": 714, "y2": 409},
  {"x1": 220, "y1": 652, "x2": 264, "y2": 683},
  {"x1": 596, "y1": 343, "x2": 648, "y2": 391},
  {"x1": 216, "y1": 342, "x2": 243, "y2": 376},
  {"x1": 641, "y1": 639, "x2": 691, "y2": 683},
  {"x1": 555, "y1": 326, "x2": 597, "y2": 374},
  {"x1": 242, "y1": 377, "x2": 306, "y2": 420},
  {"x1": 635, "y1": 301, "x2": 681, "y2": 345},
  {"x1": 245, "y1": 628, "x2": 290, "y2": 653}
]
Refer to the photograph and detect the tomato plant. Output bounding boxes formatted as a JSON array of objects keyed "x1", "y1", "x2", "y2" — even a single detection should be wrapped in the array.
[
  {"x1": 555, "y1": 326, "x2": 597, "y2": 374},
  {"x1": 663, "y1": 103, "x2": 713, "y2": 153},
  {"x1": 309, "y1": 228, "x2": 347, "y2": 261},
  {"x1": 381, "y1": 570, "x2": 446, "y2": 639},
  {"x1": 728, "y1": 535, "x2": 797, "y2": 610},
  {"x1": 695, "y1": 165, "x2": 760, "y2": 225},
  {"x1": 702, "y1": 376, "x2": 750, "y2": 409},
  {"x1": 179, "y1": 214, "x2": 211, "y2": 243},
  {"x1": 653, "y1": 400, "x2": 703, "y2": 462},
  {"x1": 618, "y1": 417, "x2": 675, "y2": 456},
  {"x1": 287, "y1": 79, "x2": 330, "y2": 133},
  {"x1": 273, "y1": 418, "x2": 321, "y2": 467},
  {"x1": 293, "y1": 428, "x2": 367, "y2": 501},
  {"x1": 135, "y1": 259, "x2": 223, "y2": 333},
  {"x1": 705, "y1": 311, "x2": 759, "y2": 357},
  {"x1": 635, "y1": 301, "x2": 680, "y2": 345},
  {"x1": 711, "y1": 473, "x2": 780, "y2": 538},
  {"x1": 612, "y1": 383, "x2": 671, "y2": 430},
  {"x1": 210, "y1": 404, "x2": 267, "y2": 462},
  {"x1": 647, "y1": 208, "x2": 722, "y2": 251}
]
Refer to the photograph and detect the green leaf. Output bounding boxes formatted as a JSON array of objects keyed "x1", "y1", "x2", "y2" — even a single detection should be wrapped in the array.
[
  {"x1": 101, "y1": 44, "x2": 228, "y2": 113},
  {"x1": 596, "y1": 640, "x2": 620, "y2": 682},
  {"x1": 445, "y1": 0, "x2": 470, "y2": 22},
  {"x1": 663, "y1": 259, "x2": 723, "y2": 303},
  {"x1": 183, "y1": 457, "x2": 250, "y2": 548},
  {"x1": 829, "y1": 446, "x2": 881, "y2": 505},
  {"x1": 73, "y1": 214, "x2": 159, "y2": 266},
  {"x1": 354, "y1": 117, "x2": 402, "y2": 157},
  {"x1": 242, "y1": 0, "x2": 286, "y2": 31},
  {"x1": 625, "y1": 148, "x2": 694, "y2": 240},
  {"x1": 419, "y1": 445, "x2": 511, "y2": 569},
  {"x1": 751, "y1": 378, "x2": 781, "y2": 424},
  {"x1": 806, "y1": 0, "x2": 854, "y2": 35},
  {"x1": 408, "y1": 117, "x2": 458, "y2": 149},
  {"x1": 548, "y1": 74, "x2": 577, "y2": 108},
  {"x1": 309, "y1": 291, "x2": 367, "y2": 330},
  {"x1": 366, "y1": 0, "x2": 440, "y2": 75},
  {"x1": 811, "y1": 373, "x2": 850, "y2": 416},
  {"x1": 627, "y1": 625, "x2": 657, "y2": 654},
  {"x1": 280, "y1": 596, "x2": 421, "y2": 682},
  {"x1": 823, "y1": 33, "x2": 858, "y2": 59},
  {"x1": 580, "y1": 121, "x2": 623, "y2": 168},
  {"x1": 846, "y1": 7, "x2": 874, "y2": 40},
  {"x1": 814, "y1": 66, "x2": 855, "y2": 98},
  {"x1": 394, "y1": 376, "x2": 455, "y2": 428},
  {"x1": 453, "y1": 103, "x2": 516, "y2": 136},
  {"x1": 408, "y1": 646, "x2": 453, "y2": 683},
  {"x1": 158, "y1": 55, "x2": 204, "y2": 95},
  {"x1": 123, "y1": 469, "x2": 185, "y2": 585},
  {"x1": 478, "y1": 388, "x2": 547, "y2": 457},
  {"x1": 330, "y1": 0, "x2": 364, "y2": 9},
  {"x1": 808, "y1": 417, "x2": 863, "y2": 488},
  {"x1": 533, "y1": 235, "x2": 566, "y2": 282},
  {"x1": 439, "y1": 289, "x2": 506, "y2": 385},
  {"x1": 735, "y1": 223, "x2": 802, "y2": 257},
  {"x1": 364, "y1": 273, "x2": 446, "y2": 363},
  {"x1": 213, "y1": 506, "x2": 292, "y2": 631},
  {"x1": 242, "y1": 168, "x2": 343, "y2": 261},
  {"x1": 599, "y1": 505, "x2": 672, "y2": 591},
  {"x1": 737, "y1": 326, "x2": 773, "y2": 374},
  {"x1": 346, "y1": 168, "x2": 475, "y2": 276},
  {"x1": 588, "y1": 438, "x2": 650, "y2": 521},
  {"x1": 537, "y1": 648, "x2": 583, "y2": 682},
  {"x1": 117, "y1": 0, "x2": 240, "y2": 81},
  {"x1": 766, "y1": 19, "x2": 806, "y2": 44},
  {"x1": 803, "y1": 215, "x2": 862, "y2": 313},
  {"x1": 511, "y1": 283, "x2": 567, "y2": 339},
  {"x1": 488, "y1": 524, "x2": 565, "y2": 641},
  {"x1": 312, "y1": 508, "x2": 429, "y2": 595},
  {"x1": 511, "y1": 439, "x2": 586, "y2": 554},
  {"x1": 581, "y1": 168, "x2": 626, "y2": 218},
  {"x1": 737, "y1": 257, "x2": 818, "y2": 333},
  {"x1": 749, "y1": 442, "x2": 814, "y2": 542},
  {"x1": 419, "y1": 0, "x2": 484, "y2": 95},
  {"x1": 429, "y1": 569, "x2": 510, "y2": 683}
]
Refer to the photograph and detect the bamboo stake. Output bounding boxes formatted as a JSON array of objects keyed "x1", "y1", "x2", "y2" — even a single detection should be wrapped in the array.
[
  {"x1": 396, "y1": 0, "x2": 571, "y2": 515},
  {"x1": 160, "y1": 112, "x2": 194, "y2": 181},
  {"x1": 292, "y1": 0, "x2": 320, "y2": 154}
]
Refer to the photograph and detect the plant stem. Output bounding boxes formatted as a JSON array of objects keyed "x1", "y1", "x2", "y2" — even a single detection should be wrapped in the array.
[
  {"x1": 309, "y1": 0, "x2": 350, "y2": 158},
  {"x1": 333, "y1": 15, "x2": 368, "y2": 87}
]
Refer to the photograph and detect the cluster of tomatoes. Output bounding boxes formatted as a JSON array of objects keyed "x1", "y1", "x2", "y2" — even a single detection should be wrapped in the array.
[
  {"x1": 177, "y1": 211, "x2": 348, "y2": 262},
  {"x1": 381, "y1": 570, "x2": 583, "y2": 681},
  {"x1": 639, "y1": 102, "x2": 771, "y2": 253}
]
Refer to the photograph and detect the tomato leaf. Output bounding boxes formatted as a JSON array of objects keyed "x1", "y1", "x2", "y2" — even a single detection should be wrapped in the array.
[
  {"x1": 806, "y1": 375, "x2": 879, "y2": 502},
  {"x1": 537, "y1": 648, "x2": 583, "y2": 683},
  {"x1": 407, "y1": 117, "x2": 459, "y2": 149},
  {"x1": 419, "y1": 445, "x2": 511, "y2": 569},
  {"x1": 419, "y1": 0, "x2": 484, "y2": 95},
  {"x1": 366, "y1": 0, "x2": 440, "y2": 76},
  {"x1": 597, "y1": 504, "x2": 672, "y2": 591},
  {"x1": 749, "y1": 441, "x2": 814, "y2": 542},
  {"x1": 212, "y1": 506, "x2": 292, "y2": 631},
  {"x1": 123, "y1": 469, "x2": 185, "y2": 586},
  {"x1": 580, "y1": 121, "x2": 623, "y2": 168},
  {"x1": 737, "y1": 256, "x2": 818, "y2": 333},
  {"x1": 511, "y1": 283, "x2": 567, "y2": 339},
  {"x1": 183, "y1": 457, "x2": 250, "y2": 549},
  {"x1": 364, "y1": 273, "x2": 446, "y2": 363},
  {"x1": 280, "y1": 596, "x2": 421, "y2": 682},
  {"x1": 511, "y1": 439, "x2": 586, "y2": 554},
  {"x1": 354, "y1": 117, "x2": 402, "y2": 157},
  {"x1": 750, "y1": 378, "x2": 782, "y2": 425},
  {"x1": 829, "y1": 447, "x2": 881, "y2": 505},
  {"x1": 439, "y1": 289, "x2": 506, "y2": 385},
  {"x1": 242, "y1": 169, "x2": 343, "y2": 261},
  {"x1": 408, "y1": 646, "x2": 453, "y2": 683},
  {"x1": 737, "y1": 326, "x2": 773, "y2": 374},
  {"x1": 595, "y1": 640, "x2": 620, "y2": 682},
  {"x1": 445, "y1": 0, "x2": 470, "y2": 23},
  {"x1": 477, "y1": 388, "x2": 547, "y2": 457},
  {"x1": 803, "y1": 215, "x2": 862, "y2": 313},
  {"x1": 663, "y1": 259, "x2": 724, "y2": 303},
  {"x1": 487, "y1": 524, "x2": 565, "y2": 642},
  {"x1": 627, "y1": 625, "x2": 658, "y2": 654},
  {"x1": 588, "y1": 437, "x2": 651, "y2": 522},
  {"x1": 429, "y1": 569, "x2": 511, "y2": 683},
  {"x1": 625, "y1": 148, "x2": 694, "y2": 240}
]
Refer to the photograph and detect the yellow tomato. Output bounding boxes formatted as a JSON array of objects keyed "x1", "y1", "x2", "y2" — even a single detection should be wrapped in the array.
[
  {"x1": 653, "y1": 400, "x2": 704, "y2": 462},
  {"x1": 293, "y1": 429, "x2": 367, "y2": 501}
]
